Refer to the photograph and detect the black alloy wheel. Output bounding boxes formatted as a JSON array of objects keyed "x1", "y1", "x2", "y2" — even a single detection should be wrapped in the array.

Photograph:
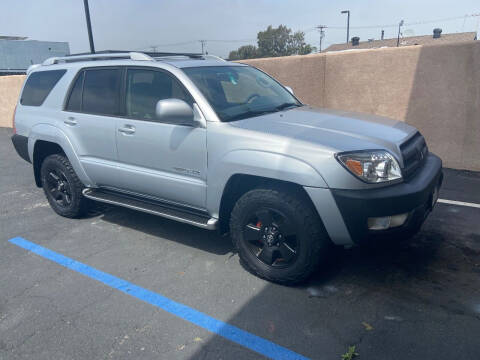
[
  {"x1": 40, "y1": 154, "x2": 90, "y2": 218},
  {"x1": 230, "y1": 187, "x2": 331, "y2": 284},
  {"x1": 45, "y1": 168, "x2": 73, "y2": 208},
  {"x1": 243, "y1": 208, "x2": 298, "y2": 268}
]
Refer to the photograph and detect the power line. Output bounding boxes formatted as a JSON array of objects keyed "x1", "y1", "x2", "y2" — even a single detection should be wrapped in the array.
[
  {"x1": 316, "y1": 25, "x2": 327, "y2": 52},
  {"x1": 326, "y1": 13, "x2": 480, "y2": 30},
  {"x1": 134, "y1": 13, "x2": 480, "y2": 53},
  {"x1": 199, "y1": 40, "x2": 207, "y2": 54}
]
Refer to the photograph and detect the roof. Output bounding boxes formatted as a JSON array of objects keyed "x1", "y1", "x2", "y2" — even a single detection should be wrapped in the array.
[
  {"x1": 0, "y1": 35, "x2": 28, "y2": 40},
  {"x1": 160, "y1": 57, "x2": 243, "y2": 68},
  {"x1": 323, "y1": 32, "x2": 477, "y2": 52},
  {"x1": 35, "y1": 52, "x2": 241, "y2": 72}
]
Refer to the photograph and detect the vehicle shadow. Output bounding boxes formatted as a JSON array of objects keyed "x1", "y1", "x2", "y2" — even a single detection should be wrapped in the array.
[{"x1": 93, "y1": 202, "x2": 233, "y2": 256}]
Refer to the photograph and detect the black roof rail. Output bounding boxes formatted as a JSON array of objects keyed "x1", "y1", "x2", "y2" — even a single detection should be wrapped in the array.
[{"x1": 67, "y1": 50, "x2": 205, "y2": 59}]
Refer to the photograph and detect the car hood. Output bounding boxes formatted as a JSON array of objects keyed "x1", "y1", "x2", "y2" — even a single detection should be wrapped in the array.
[{"x1": 229, "y1": 105, "x2": 417, "y2": 156}]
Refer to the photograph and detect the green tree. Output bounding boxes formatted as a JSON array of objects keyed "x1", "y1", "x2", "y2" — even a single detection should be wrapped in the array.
[
  {"x1": 257, "y1": 25, "x2": 292, "y2": 57},
  {"x1": 288, "y1": 31, "x2": 316, "y2": 55},
  {"x1": 228, "y1": 25, "x2": 315, "y2": 60},
  {"x1": 228, "y1": 45, "x2": 258, "y2": 60}
]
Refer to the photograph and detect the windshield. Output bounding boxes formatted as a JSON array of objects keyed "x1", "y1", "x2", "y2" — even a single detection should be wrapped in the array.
[{"x1": 183, "y1": 66, "x2": 302, "y2": 122}]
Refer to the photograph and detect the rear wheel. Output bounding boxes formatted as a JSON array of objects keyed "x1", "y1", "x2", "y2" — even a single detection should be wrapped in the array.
[
  {"x1": 230, "y1": 186, "x2": 331, "y2": 284},
  {"x1": 40, "y1": 154, "x2": 90, "y2": 218}
]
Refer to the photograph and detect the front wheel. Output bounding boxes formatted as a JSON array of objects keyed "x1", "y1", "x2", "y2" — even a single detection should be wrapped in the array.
[{"x1": 230, "y1": 187, "x2": 331, "y2": 285}]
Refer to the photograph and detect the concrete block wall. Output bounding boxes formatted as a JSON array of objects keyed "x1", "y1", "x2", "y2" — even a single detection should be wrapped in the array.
[{"x1": 0, "y1": 75, "x2": 25, "y2": 128}]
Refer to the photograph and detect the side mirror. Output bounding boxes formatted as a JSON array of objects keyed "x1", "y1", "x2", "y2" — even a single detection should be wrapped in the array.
[
  {"x1": 155, "y1": 99, "x2": 195, "y2": 126},
  {"x1": 285, "y1": 86, "x2": 294, "y2": 95}
]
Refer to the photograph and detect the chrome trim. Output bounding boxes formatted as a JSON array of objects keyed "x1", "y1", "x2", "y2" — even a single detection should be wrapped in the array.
[
  {"x1": 43, "y1": 52, "x2": 153, "y2": 65},
  {"x1": 82, "y1": 188, "x2": 218, "y2": 230},
  {"x1": 99, "y1": 185, "x2": 206, "y2": 213}
]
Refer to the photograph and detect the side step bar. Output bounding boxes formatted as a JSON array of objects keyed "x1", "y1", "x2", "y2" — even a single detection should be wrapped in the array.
[{"x1": 82, "y1": 188, "x2": 218, "y2": 230}]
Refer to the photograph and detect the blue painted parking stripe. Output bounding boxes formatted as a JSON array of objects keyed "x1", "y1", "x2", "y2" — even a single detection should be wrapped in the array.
[{"x1": 8, "y1": 237, "x2": 309, "y2": 360}]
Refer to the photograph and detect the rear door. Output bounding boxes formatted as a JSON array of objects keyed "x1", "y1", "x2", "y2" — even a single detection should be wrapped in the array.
[
  {"x1": 114, "y1": 67, "x2": 207, "y2": 209},
  {"x1": 62, "y1": 67, "x2": 122, "y2": 187}
]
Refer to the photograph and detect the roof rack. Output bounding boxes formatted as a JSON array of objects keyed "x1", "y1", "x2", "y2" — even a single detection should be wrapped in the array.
[
  {"x1": 68, "y1": 50, "x2": 205, "y2": 59},
  {"x1": 41, "y1": 50, "x2": 225, "y2": 66},
  {"x1": 42, "y1": 51, "x2": 153, "y2": 65}
]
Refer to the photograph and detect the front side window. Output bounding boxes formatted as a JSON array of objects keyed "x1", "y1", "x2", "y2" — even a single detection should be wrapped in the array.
[
  {"x1": 82, "y1": 68, "x2": 121, "y2": 115},
  {"x1": 21, "y1": 69, "x2": 66, "y2": 106},
  {"x1": 183, "y1": 66, "x2": 301, "y2": 122},
  {"x1": 125, "y1": 68, "x2": 192, "y2": 121}
]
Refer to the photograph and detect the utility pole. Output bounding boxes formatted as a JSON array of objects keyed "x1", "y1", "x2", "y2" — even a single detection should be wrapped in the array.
[
  {"x1": 316, "y1": 25, "x2": 327, "y2": 52},
  {"x1": 199, "y1": 40, "x2": 207, "y2": 54},
  {"x1": 341, "y1": 10, "x2": 350, "y2": 44},
  {"x1": 151, "y1": 46, "x2": 158, "y2": 52},
  {"x1": 83, "y1": 0, "x2": 95, "y2": 53},
  {"x1": 397, "y1": 20, "x2": 404, "y2": 47}
]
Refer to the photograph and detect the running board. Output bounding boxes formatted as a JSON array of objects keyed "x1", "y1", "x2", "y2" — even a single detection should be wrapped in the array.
[{"x1": 82, "y1": 188, "x2": 218, "y2": 230}]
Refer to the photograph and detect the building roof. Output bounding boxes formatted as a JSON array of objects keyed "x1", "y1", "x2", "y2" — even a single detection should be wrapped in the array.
[
  {"x1": 0, "y1": 35, "x2": 28, "y2": 40},
  {"x1": 323, "y1": 32, "x2": 477, "y2": 52},
  {"x1": 0, "y1": 39, "x2": 70, "y2": 72}
]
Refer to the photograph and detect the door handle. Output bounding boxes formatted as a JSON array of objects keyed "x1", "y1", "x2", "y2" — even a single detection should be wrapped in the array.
[
  {"x1": 64, "y1": 117, "x2": 77, "y2": 126},
  {"x1": 118, "y1": 125, "x2": 136, "y2": 135}
]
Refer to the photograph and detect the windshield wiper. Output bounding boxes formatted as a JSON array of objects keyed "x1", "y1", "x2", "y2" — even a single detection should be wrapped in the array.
[
  {"x1": 225, "y1": 103, "x2": 302, "y2": 122},
  {"x1": 275, "y1": 102, "x2": 302, "y2": 111}
]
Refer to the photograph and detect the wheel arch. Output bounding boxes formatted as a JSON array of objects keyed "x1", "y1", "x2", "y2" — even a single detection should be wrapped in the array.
[
  {"x1": 32, "y1": 140, "x2": 65, "y2": 187},
  {"x1": 217, "y1": 174, "x2": 319, "y2": 234},
  {"x1": 29, "y1": 124, "x2": 93, "y2": 187}
]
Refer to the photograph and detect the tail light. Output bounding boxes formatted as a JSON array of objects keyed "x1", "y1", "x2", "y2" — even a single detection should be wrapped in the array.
[{"x1": 12, "y1": 104, "x2": 17, "y2": 134}]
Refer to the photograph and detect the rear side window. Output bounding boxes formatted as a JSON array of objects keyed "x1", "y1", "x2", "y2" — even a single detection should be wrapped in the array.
[
  {"x1": 82, "y1": 68, "x2": 121, "y2": 115},
  {"x1": 20, "y1": 70, "x2": 66, "y2": 106},
  {"x1": 65, "y1": 71, "x2": 84, "y2": 112}
]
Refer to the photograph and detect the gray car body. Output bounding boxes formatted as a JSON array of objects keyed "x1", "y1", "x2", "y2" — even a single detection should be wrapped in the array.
[{"x1": 14, "y1": 55, "x2": 419, "y2": 246}]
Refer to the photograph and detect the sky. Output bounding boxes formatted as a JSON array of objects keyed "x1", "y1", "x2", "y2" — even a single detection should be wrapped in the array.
[{"x1": 1, "y1": 0, "x2": 479, "y2": 57}]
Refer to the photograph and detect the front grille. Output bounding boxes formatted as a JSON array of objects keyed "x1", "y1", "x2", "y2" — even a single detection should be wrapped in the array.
[{"x1": 400, "y1": 132, "x2": 428, "y2": 179}]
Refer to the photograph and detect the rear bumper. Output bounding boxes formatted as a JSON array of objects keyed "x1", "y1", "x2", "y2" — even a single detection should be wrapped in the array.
[
  {"x1": 331, "y1": 153, "x2": 443, "y2": 244},
  {"x1": 11, "y1": 134, "x2": 30, "y2": 163}
]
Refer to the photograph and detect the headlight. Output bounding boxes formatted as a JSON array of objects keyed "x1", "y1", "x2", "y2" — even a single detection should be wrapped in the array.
[{"x1": 336, "y1": 150, "x2": 402, "y2": 183}]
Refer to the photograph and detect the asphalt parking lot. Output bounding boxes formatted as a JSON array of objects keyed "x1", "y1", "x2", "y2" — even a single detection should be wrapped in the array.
[{"x1": 1, "y1": 126, "x2": 480, "y2": 360}]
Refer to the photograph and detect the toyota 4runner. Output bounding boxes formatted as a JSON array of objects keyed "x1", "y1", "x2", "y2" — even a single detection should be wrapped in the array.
[{"x1": 11, "y1": 51, "x2": 443, "y2": 284}]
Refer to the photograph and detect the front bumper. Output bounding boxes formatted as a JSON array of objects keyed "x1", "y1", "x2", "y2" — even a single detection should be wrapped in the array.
[{"x1": 331, "y1": 153, "x2": 443, "y2": 244}]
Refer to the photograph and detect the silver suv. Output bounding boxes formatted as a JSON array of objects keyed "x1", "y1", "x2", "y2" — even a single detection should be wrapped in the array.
[{"x1": 12, "y1": 51, "x2": 443, "y2": 284}]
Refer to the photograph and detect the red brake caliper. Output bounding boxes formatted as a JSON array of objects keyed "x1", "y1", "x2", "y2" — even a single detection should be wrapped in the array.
[{"x1": 256, "y1": 221, "x2": 263, "y2": 243}]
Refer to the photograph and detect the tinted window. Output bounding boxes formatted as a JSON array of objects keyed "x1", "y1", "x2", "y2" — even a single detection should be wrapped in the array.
[
  {"x1": 83, "y1": 68, "x2": 120, "y2": 115},
  {"x1": 65, "y1": 71, "x2": 84, "y2": 112},
  {"x1": 125, "y1": 68, "x2": 192, "y2": 121},
  {"x1": 21, "y1": 70, "x2": 66, "y2": 106}
]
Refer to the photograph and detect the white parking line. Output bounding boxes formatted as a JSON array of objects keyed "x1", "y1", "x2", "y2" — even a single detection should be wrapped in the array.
[{"x1": 438, "y1": 199, "x2": 480, "y2": 209}]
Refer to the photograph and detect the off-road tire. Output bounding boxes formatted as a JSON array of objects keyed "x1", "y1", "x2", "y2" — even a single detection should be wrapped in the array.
[
  {"x1": 230, "y1": 186, "x2": 331, "y2": 285},
  {"x1": 40, "y1": 154, "x2": 90, "y2": 218}
]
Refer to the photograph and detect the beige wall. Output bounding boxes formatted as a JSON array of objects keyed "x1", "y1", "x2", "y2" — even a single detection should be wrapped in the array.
[
  {"x1": 0, "y1": 75, "x2": 25, "y2": 128},
  {"x1": 241, "y1": 41, "x2": 480, "y2": 171},
  {"x1": 1, "y1": 42, "x2": 479, "y2": 170}
]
